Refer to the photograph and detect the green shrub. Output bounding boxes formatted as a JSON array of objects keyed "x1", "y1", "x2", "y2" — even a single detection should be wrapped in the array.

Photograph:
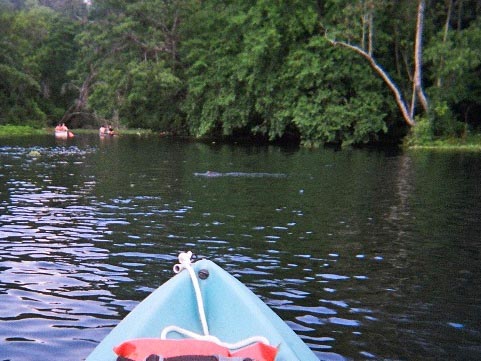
[{"x1": 405, "y1": 117, "x2": 433, "y2": 146}]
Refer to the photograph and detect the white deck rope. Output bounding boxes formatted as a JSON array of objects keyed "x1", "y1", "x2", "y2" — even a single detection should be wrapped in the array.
[
  {"x1": 160, "y1": 325, "x2": 269, "y2": 350},
  {"x1": 160, "y1": 251, "x2": 270, "y2": 349},
  {"x1": 172, "y1": 251, "x2": 209, "y2": 336}
]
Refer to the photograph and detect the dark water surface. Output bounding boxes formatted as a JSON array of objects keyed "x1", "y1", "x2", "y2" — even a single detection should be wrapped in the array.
[{"x1": 1, "y1": 135, "x2": 480, "y2": 360}]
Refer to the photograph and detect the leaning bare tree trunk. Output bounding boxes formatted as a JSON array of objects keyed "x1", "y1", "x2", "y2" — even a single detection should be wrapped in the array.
[
  {"x1": 412, "y1": 0, "x2": 429, "y2": 116},
  {"x1": 328, "y1": 39, "x2": 416, "y2": 126},
  {"x1": 326, "y1": 0, "x2": 431, "y2": 127}
]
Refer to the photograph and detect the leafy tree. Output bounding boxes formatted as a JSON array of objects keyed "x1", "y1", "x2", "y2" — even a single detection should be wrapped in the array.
[
  {"x1": 35, "y1": 14, "x2": 79, "y2": 123},
  {"x1": 0, "y1": 2, "x2": 80, "y2": 126},
  {"x1": 278, "y1": 36, "x2": 389, "y2": 146},
  {"x1": 2, "y1": 0, "x2": 480, "y2": 144},
  {"x1": 182, "y1": 0, "x2": 391, "y2": 145},
  {"x1": 68, "y1": 0, "x2": 186, "y2": 130},
  {"x1": 425, "y1": 1, "x2": 481, "y2": 135},
  {"x1": 323, "y1": 0, "x2": 429, "y2": 128},
  {"x1": 0, "y1": 6, "x2": 46, "y2": 125},
  {"x1": 38, "y1": 0, "x2": 88, "y2": 20}
]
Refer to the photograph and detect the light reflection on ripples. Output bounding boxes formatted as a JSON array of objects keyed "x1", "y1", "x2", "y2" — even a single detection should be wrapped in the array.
[
  {"x1": 2, "y1": 140, "x2": 481, "y2": 360},
  {"x1": 0, "y1": 143, "x2": 133, "y2": 360}
]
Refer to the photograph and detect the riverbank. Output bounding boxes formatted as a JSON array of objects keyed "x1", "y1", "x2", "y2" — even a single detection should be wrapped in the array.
[
  {"x1": 0, "y1": 125, "x2": 155, "y2": 137},
  {"x1": 406, "y1": 134, "x2": 481, "y2": 151},
  {"x1": 0, "y1": 125, "x2": 46, "y2": 136},
  {"x1": 2, "y1": 124, "x2": 481, "y2": 151}
]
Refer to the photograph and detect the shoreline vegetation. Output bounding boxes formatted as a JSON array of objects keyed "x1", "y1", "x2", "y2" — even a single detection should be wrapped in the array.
[
  {"x1": 0, "y1": 125, "x2": 154, "y2": 137},
  {"x1": 2, "y1": 125, "x2": 481, "y2": 151},
  {"x1": 1, "y1": 2, "x2": 480, "y2": 148},
  {"x1": 406, "y1": 136, "x2": 481, "y2": 151}
]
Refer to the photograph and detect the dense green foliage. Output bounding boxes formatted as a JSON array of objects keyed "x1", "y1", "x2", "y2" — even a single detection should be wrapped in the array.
[
  {"x1": 1, "y1": 0, "x2": 480, "y2": 146},
  {"x1": 0, "y1": 0, "x2": 82, "y2": 126}
]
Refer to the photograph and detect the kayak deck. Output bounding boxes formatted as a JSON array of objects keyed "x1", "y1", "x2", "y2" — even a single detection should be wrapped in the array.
[{"x1": 86, "y1": 257, "x2": 318, "y2": 360}]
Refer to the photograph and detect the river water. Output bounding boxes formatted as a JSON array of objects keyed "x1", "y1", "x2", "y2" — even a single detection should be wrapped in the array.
[{"x1": 0, "y1": 135, "x2": 480, "y2": 360}]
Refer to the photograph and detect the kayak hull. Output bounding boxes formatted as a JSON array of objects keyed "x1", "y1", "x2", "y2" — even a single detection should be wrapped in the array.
[{"x1": 86, "y1": 259, "x2": 318, "y2": 360}]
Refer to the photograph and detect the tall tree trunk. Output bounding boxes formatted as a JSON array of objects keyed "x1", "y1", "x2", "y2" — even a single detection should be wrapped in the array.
[
  {"x1": 361, "y1": 1, "x2": 374, "y2": 55},
  {"x1": 394, "y1": 26, "x2": 403, "y2": 79},
  {"x1": 325, "y1": 0, "x2": 433, "y2": 127},
  {"x1": 437, "y1": 0, "x2": 453, "y2": 87},
  {"x1": 457, "y1": 0, "x2": 464, "y2": 30},
  {"x1": 367, "y1": 1, "x2": 373, "y2": 56},
  {"x1": 362, "y1": 13, "x2": 367, "y2": 50},
  {"x1": 412, "y1": 0, "x2": 429, "y2": 116}
]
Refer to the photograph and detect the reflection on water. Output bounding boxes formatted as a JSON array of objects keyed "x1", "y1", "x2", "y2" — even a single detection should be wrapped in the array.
[
  {"x1": 193, "y1": 171, "x2": 287, "y2": 178},
  {"x1": 1, "y1": 136, "x2": 481, "y2": 360}
]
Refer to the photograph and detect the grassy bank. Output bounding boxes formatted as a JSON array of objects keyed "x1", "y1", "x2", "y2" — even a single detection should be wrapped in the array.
[
  {"x1": 2, "y1": 124, "x2": 481, "y2": 151},
  {"x1": 73, "y1": 128, "x2": 156, "y2": 136},
  {"x1": 0, "y1": 125, "x2": 47, "y2": 137},
  {"x1": 407, "y1": 134, "x2": 481, "y2": 151},
  {"x1": 0, "y1": 125, "x2": 156, "y2": 137}
]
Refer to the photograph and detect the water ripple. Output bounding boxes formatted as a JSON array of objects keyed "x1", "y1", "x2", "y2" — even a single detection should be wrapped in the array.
[{"x1": 2, "y1": 140, "x2": 480, "y2": 360}]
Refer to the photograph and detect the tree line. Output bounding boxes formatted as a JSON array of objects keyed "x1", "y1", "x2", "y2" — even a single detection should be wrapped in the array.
[{"x1": 1, "y1": 0, "x2": 480, "y2": 146}]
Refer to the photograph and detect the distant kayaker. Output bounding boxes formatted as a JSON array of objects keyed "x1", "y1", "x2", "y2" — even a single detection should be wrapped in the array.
[{"x1": 56, "y1": 123, "x2": 68, "y2": 131}]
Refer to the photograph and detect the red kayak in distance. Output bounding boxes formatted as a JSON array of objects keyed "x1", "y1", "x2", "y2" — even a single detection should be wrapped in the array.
[{"x1": 54, "y1": 130, "x2": 74, "y2": 139}]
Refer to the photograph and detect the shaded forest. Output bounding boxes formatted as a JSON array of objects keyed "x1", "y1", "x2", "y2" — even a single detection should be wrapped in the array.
[{"x1": 1, "y1": 0, "x2": 480, "y2": 146}]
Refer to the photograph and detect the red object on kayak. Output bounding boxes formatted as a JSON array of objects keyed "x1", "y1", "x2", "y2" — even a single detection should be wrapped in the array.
[{"x1": 114, "y1": 338, "x2": 278, "y2": 361}]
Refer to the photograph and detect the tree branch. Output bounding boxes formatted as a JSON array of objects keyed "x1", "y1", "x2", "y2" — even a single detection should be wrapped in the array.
[
  {"x1": 327, "y1": 38, "x2": 416, "y2": 126},
  {"x1": 60, "y1": 67, "x2": 97, "y2": 124}
]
